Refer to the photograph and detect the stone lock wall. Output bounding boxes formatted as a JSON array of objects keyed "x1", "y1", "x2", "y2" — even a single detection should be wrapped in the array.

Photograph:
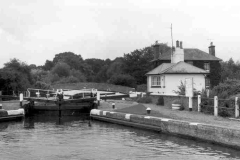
[{"x1": 90, "y1": 109, "x2": 240, "y2": 149}]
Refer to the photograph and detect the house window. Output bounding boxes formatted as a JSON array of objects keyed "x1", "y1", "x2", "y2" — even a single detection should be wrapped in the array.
[
  {"x1": 205, "y1": 77, "x2": 210, "y2": 88},
  {"x1": 204, "y1": 62, "x2": 210, "y2": 71},
  {"x1": 186, "y1": 61, "x2": 193, "y2": 65},
  {"x1": 152, "y1": 76, "x2": 161, "y2": 86}
]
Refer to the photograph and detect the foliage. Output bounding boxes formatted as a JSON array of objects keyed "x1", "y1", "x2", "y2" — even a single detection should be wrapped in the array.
[
  {"x1": 200, "y1": 99, "x2": 214, "y2": 115},
  {"x1": 211, "y1": 79, "x2": 240, "y2": 99},
  {"x1": 156, "y1": 96, "x2": 164, "y2": 106},
  {"x1": 137, "y1": 96, "x2": 152, "y2": 104},
  {"x1": 108, "y1": 74, "x2": 136, "y2": 88},
  {"x1": 173, "y1": 81, "x2": 201, "y2": 96},
  {"x1": 0, "y1": 59, "x2": 33, "y2": 92},
  {"x1": 123, "y1": 46, "x2": 156, "y2": 85},
  {"x1": 173, "y1": 81, "x2": 185, "y2": 95},
  {"x1": 220, "y1": 58, "x2": 240, "y2": 82},
  {"x1": 51, "y1": 62, "x2": 71, "y2": 78}
]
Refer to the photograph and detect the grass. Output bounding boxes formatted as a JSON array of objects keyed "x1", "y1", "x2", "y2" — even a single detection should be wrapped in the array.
[{"x1": 52, "y1": 82, "x2": 135, "y2": 94}]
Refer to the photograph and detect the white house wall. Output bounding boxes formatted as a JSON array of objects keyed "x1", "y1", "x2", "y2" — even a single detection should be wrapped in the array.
[{"x1": 148, "y1": 74, "x2": 205, "y2": 95}]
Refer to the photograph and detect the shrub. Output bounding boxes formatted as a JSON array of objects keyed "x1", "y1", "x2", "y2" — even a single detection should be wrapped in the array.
[
  {"x1": 200, "y1": 99, "x2": 214, "y2": 115},
  {"x1": 137, "y1": 97, "x2": 152, "y2": 104},
  {"x1": 157, "y1": 96, "x2": 164, "y2": 106}
]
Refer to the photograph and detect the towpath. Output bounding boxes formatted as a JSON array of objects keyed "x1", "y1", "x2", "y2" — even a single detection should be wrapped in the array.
[{"x1": 99, "y1": 100, "x2": 240, "y2": 130}]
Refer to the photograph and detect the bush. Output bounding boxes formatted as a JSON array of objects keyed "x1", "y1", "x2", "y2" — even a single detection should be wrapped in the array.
[
  {"x1": 200, "y1": 99, "x2": 214, "y2": 115},
  {"x1": 137, "y1": 97, "x2": 152, "y2": 104},
  {"x1": 157, "y1": 96, "x2": 164, "y2": 106}
]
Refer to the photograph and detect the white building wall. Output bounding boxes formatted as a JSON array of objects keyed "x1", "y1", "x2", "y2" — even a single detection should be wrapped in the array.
[{"x1": 148, "y1": 74, "x2": 205, "y2": 95}]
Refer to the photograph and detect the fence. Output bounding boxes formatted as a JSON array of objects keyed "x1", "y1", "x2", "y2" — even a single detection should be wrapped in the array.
[{"x1": 199, "y1": 95, "x2": 239, "y2": 118}]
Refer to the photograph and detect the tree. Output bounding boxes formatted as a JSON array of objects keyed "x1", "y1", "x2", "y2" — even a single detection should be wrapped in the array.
[
  {"x1": 43, "y1": 60, "x2": 54, "y2": 71},
  {"x1": 51, "y1": 62, "x2": 71, "y2": 77},
  {"x1": 123, "y1": 46, "x2": 156, "y2": 84}
]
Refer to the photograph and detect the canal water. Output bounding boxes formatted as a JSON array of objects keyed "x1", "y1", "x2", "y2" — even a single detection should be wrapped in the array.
[{"x1": 0, "y1": 115, "x2": 239, "y2": 160}]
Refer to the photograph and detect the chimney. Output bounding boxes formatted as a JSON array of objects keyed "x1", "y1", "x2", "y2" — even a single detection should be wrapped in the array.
[
  {"x1": 209, "y1": 42, "x2": 215, "y2": 56},
  {"x1": 153, "y1": 41, "x2": 160, "y2": 60},
  {"x1": 176, "y1": 40, "x2": 179, "y2": 48},
  {"x1": 172, "y1": 40, "x2": 184, "y2": 63},
  {"x1": 180, "y1": 41, "x2": 183, "y2": 49}
]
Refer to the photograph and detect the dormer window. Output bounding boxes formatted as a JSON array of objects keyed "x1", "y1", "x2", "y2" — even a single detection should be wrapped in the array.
[{"x1": 204, "y1": 62, "x2": 210, "y2": 71}]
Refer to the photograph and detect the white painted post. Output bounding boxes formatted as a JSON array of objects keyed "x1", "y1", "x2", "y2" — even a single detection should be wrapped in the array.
[
  {"x1": 20, "y1": 93, "x2": 23, "y2": 107},
  {"x1": 214, "y1": 96, "x2": 218, "y2": 116},
  {"x1": 97, "y1": 92, "x2": 100, "y2": 106},
  {"x1": 197, "y1": 95, "x2": 201, "y2": 112},
  {"x1": 0, "y1": 91, "x2": 2, "y2": 101},
  {"x1": 189, "y1": 97, "x2": 193, "y2": 111},
  {"x1": 0, "y1": 104, "x2": 2, "y2": 109},
  {"x1": 235, "y1": 97, "x2": 239, "y2": 118}
]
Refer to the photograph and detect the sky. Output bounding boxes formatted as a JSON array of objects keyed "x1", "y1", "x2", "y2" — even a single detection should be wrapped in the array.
[{"x1": 0, "y1": 0, "x2": 240, "y2": 67}]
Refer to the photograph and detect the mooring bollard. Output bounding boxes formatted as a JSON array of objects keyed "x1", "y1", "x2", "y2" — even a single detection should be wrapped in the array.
[
  {"x1": 112, "y1": 103, "x2": 115, "y2": 109},
  {"x1": 20, "y1": 93, "x2": 23, "y2": 107},
  {"x1": 146, "y1": 107, "x2": 151, "y2": 114},
  {"x1": 0, "y1": 104, "x2": 2, "y2": 109},
  {"x1": 214, "y1": 96, "x2": 218, "y2": 116}
]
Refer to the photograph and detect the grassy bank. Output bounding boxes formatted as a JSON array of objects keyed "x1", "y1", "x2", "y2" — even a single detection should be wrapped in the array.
[{"x1": 52, "y1": 82, "x2": 135, "y2": 94}]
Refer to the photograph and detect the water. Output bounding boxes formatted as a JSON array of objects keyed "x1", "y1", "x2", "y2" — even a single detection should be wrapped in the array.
[{"x1": 0, "y1": 115, "x2": 239, "y2": 160}]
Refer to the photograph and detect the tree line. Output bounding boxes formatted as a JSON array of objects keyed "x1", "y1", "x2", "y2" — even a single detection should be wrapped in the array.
[{"x1": 0, "y1": 43, "x2": 240, "y2": 95}]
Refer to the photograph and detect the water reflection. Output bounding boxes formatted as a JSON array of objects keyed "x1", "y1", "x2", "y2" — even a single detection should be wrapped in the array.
[{"x1": 0, "y1": 115, "x2": 239, "y2": 160}]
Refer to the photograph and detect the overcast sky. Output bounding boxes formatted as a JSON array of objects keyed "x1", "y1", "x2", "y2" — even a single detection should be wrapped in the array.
[{"x1": 0, "y1": 0, "x2": 240, "y2": 67}]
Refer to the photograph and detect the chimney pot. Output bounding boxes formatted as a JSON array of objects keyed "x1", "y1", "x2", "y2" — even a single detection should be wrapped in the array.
[{"x1": 176, "y1": 40, "x2": 179, "y2": 48}]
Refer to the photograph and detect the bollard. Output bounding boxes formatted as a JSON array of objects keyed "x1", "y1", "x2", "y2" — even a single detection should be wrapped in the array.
[
  {"x1": 112, "y1": 103, "x2": 115, "y2": 109},
  {"x1": 20, "y1": 93, "x2": 23, "y2": 107},
  {"x1": 0, "y1": 104, "x2": 2, "y2": 109},
  {"x1": 214, "y1": 96, "x2": 218, "y2": 116},
  {"x1": 235, "y1": 97, "x2": 239, "y2": 118},
  {"x1": 197, "y1": 95, "x2": 201, "y2": 112},
  {"x1": 146, "y1": 107, "x2": 151, "y2": 114},
  {"x1": 0, "y1": 91, "x2": 2, "y2": 101}
]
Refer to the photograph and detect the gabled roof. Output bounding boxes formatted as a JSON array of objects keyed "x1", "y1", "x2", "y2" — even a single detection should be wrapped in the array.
[
  {"x1": 146, "y1": 61, "x2": 209, "y2": 75},
  {"x1": 155, "y1": 48, "x2": 222, "y2": 61}
]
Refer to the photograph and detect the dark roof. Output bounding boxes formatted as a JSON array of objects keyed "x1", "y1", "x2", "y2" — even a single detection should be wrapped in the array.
[
  {"x1": 155, "y1": 48, "x2": 222, "y2": 61},
  {"x1": 146, "y1": 61, "x2": 209, "y2": 75}
]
